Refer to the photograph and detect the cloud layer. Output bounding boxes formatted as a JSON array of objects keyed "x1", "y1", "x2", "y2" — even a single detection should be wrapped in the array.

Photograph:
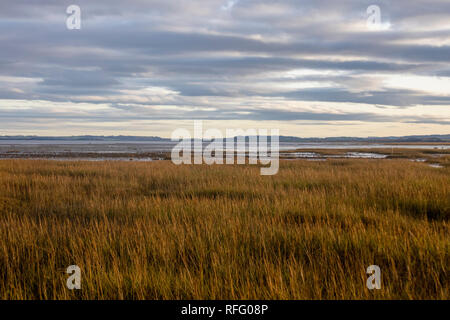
[{"x1": 0, "y1": 0, "x2": 449, "y2": 136}]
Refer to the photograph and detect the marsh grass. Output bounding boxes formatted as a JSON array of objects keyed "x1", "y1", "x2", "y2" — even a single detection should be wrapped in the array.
[{"x1": 0, "y1": 159, "x2": 448, "y2": 299}]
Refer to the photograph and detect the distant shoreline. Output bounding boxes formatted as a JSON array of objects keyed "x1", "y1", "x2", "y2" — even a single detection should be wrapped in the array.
[{"x1": 0, "y1": 134, "x2": 449, "y2": 144}]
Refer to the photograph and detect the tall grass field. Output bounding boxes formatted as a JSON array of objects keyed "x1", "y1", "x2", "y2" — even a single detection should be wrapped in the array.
[{"x1": 0, "y1": 159, "x2": 448, "y2": 299}]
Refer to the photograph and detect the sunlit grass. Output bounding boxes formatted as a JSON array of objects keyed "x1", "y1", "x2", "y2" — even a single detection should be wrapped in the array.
[{"x1": 0, "y1": 159, "x2": 448, "y2": 299}]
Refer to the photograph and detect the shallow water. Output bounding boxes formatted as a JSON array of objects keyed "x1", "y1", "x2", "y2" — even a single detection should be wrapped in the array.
[
  {"x1": 341, "y1": 152, "x2": 388, "y2": 159},
  {"x1": 0, "y1": 140, "x2": 447, "y2": 160},
  {"x1": 280, "y1": 152, "x2": 320, "y2": 158},
  {"x1": 428, "y1": 164, "x2": 444, "y2": 168},
  {"x1": 281, "y1": 151, "x2": 388, "y2": 159},
  {"x1": 410, "y1": 158, "x2": 427, "y2": 162},
  {"x1": 278, "y1": 143, "x2": 449, "y2": 150}
]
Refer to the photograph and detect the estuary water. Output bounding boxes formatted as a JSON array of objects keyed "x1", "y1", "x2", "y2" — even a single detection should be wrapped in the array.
[{"x1": 0, "y1": 140, "x2": 448, "y2": 161}]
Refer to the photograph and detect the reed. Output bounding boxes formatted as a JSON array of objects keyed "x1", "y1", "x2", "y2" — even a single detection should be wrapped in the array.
[{"x1": 0, "y1": 159, "x2": 448, "y2": 299}]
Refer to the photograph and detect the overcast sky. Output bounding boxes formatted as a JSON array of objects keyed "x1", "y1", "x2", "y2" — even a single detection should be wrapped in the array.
[{"x1": 0, "y1": 0, "x2": 449, "y2": 137}]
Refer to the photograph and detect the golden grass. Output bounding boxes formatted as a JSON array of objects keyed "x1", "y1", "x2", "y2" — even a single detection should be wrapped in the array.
[{"x1": 0, "y1": 159, "x2": 448, "y2": 300}]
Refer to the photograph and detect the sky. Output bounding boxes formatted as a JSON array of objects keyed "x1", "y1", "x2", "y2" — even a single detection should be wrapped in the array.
[{"x1": 0, "y1": 0, "x2": 449, "y2": 137}]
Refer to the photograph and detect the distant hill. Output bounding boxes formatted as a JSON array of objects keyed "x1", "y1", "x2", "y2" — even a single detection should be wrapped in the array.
[
  {"x1": 0, "y1": 134, "x2": 449, "y2": 143},
  {"x1": 274, "y1": 134, "x2": 450, "y2": 143},
  {"x1": 0, "y1": 135, "x2": 171, "y2": 142}
]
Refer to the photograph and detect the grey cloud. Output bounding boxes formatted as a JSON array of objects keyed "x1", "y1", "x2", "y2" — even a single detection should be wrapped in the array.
[
  {"x1": 0, "y1": 0, "x2": 449, "y2": 131},
  {"x1": 0, "y1": 103, "x2": 447, "y2": 127}
]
